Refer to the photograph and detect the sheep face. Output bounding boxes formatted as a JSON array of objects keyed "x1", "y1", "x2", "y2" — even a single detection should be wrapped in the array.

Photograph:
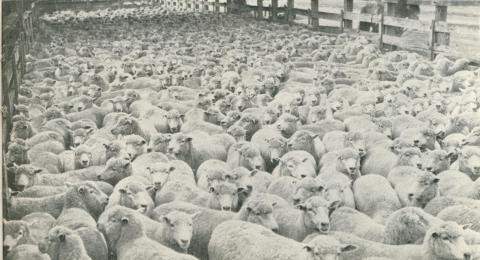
[
  {"x1": 459, "y1": 147, "x2": 480, "y2": 176},
  {"x1": 6, "y1": 143, "x2": 29, "y2": 166},
  {"x1": 74, "y1": 145, "x2": 93, "y2": 169},
  {"x1": 292, "y1": 178, "x2": 324, "y2": 206},
  {"x1": 243, "y1": 200, "x2": 278, "y2": 232},
  {"x1": 148, "y1": 133, "x2": 171, "y2": 153},
  {"x1": 13, "y1": 165, "x2": 44, "y2": 191},
  {"x1": 275, "y1": 114, "x2": 298, "y2": 138},
  {"x1": 72, "y1": 128, "x2": 93, "y2": 147},
  {"x1": 297, "y1": 196, "x2": 337, "y2": 234},
  {"x1": 405, "y1": 173, "x2": 439, "y2": 208},
  {"x1": 226, "y1": 125, "x2": 246, "y2": 142},
  {"x1": 146, "y1": 163, "x2": 174, "y2": 190},
  {"x1": 110, "y1": 117, "x2": 139, "y2": 136},
  {"x1": 426, "y1": 222, "x2": 472, "y2": 260},
  {"x1": 71, "y1": 182, "x2": 109, "y2": 217},
  {"x1": 161, "y1": 211, "x2": 195, "y2": 252},
  {"x1": 118, "y1": 184, "x2": 153, "y2": 216},
  {"x1": 109, "y1": 96, "x2": 128, "y2": 112},
  {"x1": 422, "y1": 150, "x2": 452, "y2": 174},
  {"x1": 167, "y1": 133, "x2": 192, "y2": 158},
  {"x1": 97, "y1": 158, "x2": 132, "y2": 186},
  {"x1": 3, "y1": 220, "x2": 32, "y2": 253},
  {"x1": 165, "y1": 109, "x2": 184, "y2": 133},
  {"x1": 266, "y1": 137, "x2": 287, "y2": 164},
  {"x1": 124, "y1": 135, "x2": 147, "y2": 160},
  {"x1": 398, "y1": 148, "x2": 423, "y2": 169},
  {"x1": 209, "y1": 182, "x2": 239, "y2": 211}
]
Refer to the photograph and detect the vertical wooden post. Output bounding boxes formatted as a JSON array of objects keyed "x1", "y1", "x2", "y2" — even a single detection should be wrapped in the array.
[
  {"x1": 311, "y1": 0, "x2": 318, "y2": 29},
  {"x1": 435, "y1": 5, "x2": 447, "y2": 22},
  {"x1": 343, "y1": 0, "x2": 353, "y2": 29},
  {"x1": 429, "y1": 19, "x2": 436, "y2": 61},
  {"x1": 287, "y1": 0, "x2": 294, "y2": 24},
  {"x1": 340, "y1": 9, "x2": 344, "y2": 32},
  {"x1": 271, "y1": 0, "x2": 278, "y2": 21},
  {"x1": 257, "y1": 0, "x2": 263, "y2": 19},
  {"x1": 378, "y1": 9, "x2": 384, "y2": 49},
  {"x1": 203, "y1": 0, "x2": 208, "y2": 11},
  {"x1": 215, "y1": 0, "x2": 220, "y2": 12}
]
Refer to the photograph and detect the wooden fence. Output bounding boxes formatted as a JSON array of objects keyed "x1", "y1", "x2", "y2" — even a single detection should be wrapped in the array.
[{"x1": 2, "y1": 0, "x2": 38, "y2": 218}]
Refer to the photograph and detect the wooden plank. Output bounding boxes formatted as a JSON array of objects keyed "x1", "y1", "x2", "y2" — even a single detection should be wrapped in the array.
[
  {"x1": 294, "y1": 8, "x2": 310, "y2": 16},
  {"x1": 383, "y1": 16, "x2": 431, "y2": 31}
]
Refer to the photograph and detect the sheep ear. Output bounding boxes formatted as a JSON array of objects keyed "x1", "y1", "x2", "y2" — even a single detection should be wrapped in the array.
[
  {"x1": 302, "y1": 158, "x2": 308, "y2": 163},
  {"x1": 162, "y1": 216, "x2": 171, "y2": 225},
  {"x1": 461, "y1": 224, "x2": 472, "y2": 230},
  {"x1": 296, "y1": 203, "x2": 307, "y2": 211},
  {"x1": 340, "y1": 244, "x2": 358, "y2": 252},
  {"x1": 328, "y1": 201, "x2": 341, "y2": 215},
  {"x1": 249, "y1": 170, "x2": 257, "y2": 177},
  {"x1": 271, "y1": 202, "x2": 277, "y2": 207},
  {"x1": 140, "y1": 140, "x2": 146, "y2": 145},
  {"x1": 65, "y1": 182, "x2": 74, "y2": 188},
  {"x1": 185, "y1": 137, "x2": 193, "y2": 142},
  {"x1": 209, "y1": 187, "x2": 215, "y2": 193},
  {"x1": 190, "y1": 211, "x2": 201, "y2": 220},
  {"x1": 431, "y1": 232, "x2": 439, "y2": 239},
  {"x1": 303, "y1": 245, "x2": 313, "y2": 252},
  {"x1": 431, "y1": 178, "x2": 439, "y2": 184},
  {"x1": 33, "y1": 169, "x2": 43, "y2": 174},
  {"x1": 123, "y1": 161, "x2": 131, "y2": 168},
  {"x1": 310, "y1": 134, "x2": 318, "y2": 140},
  {"x1": 121, "y1": 217, "x2": 129, "y2": 225},
  {"x1": 58, "y1": 233, "x2": 66, "y2": 242},
  {"x1": 168, "y1": 166, "x2": 175, "y2": 173},
  {"x1": 119, "y1": 188, "x2": 127, "y2": 194}
]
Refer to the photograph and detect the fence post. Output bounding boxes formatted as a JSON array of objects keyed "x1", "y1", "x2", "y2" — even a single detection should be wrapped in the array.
[
  {"x1": 271, "y1": 0, "x2": 277, "y2": 21},
  {"x1": 340, "y1": 9, "x2": 344, "y2": 33},
  {"x1": 343, "y1": 0, "x2": 353, "y2": 29},
  {"x1": 378, "y1": 9, "x2": 384, "y2": 49},
  {"x1": 311, "y1": 0, "x2": 318, "y2": 29},
  {"x1": 257, "y1": 0, "x2": 263, "y2": 19},
  {"x1": 215, "y1": 0, "x2": 220, "y2": 12},
  {"x1": 429, "y1": 19, "x2": 436, "y2": 61},
  {"x1": 203, "y1": 0, "x2": 208, "y2": 11},
  {"x1": 287, "y1": 0, "x2": 294, "y2": 24}
]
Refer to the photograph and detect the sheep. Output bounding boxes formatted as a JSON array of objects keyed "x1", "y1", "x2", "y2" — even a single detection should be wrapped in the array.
[
  {"x1": 421, "y1": 149, "x2": 453, "y2": 174},
  {"x1": 437, "y1": 205, "x2": 480, "y2": 232},
  {"x1": 249, "y1": 169, "x2": 274, "y2": 193},
  {"x1": 330, "y1": 206, "x2": 386, "y2": 243},
  {"x1": 438, "y1": 170, "x2": 480, "y2": 199},
  {"x1": 287, "y1": 130, "x2": 325, "y2": 163},
  {"x1": 226, "y1": 142, "x2": 259, "y2": 171},
  {"x1": 9, "y1": 181, "x2": 108, "y2": 220},
  {"x1": 319, "y1": 148, "x2": 361, "y2": 180},
  {"x1": 274, "y1": 113, "x2": 299, "y2": 138},
  {"x1": 383, "y1": 207, "x2": 442, "y2": 245},
  {"x1": 226, "y1": 125, "x2": 246, "y2": 142},
  {"x1": 6, "y1": 244, "x2": 50, "y2": 260},
  {"x1": 3, "y1": 220, "x2": 37, "y2": 253},
  {"x1": 147, "y1": 133, "x2": 171, "y2": 153},
  {"x1": 361, "y1": 147, "x2": 423, "y2": 177},
  {"x1": 423, "y1": 196, "x2": 480, "y2": 216},
  {"x1": 144, "y1": 160, "x2": 196, "y2": 188},
  {"x1": 353, "y1": 174, "x2": 402, "y2": 224},
  {"x1": 6, "y1": 142, "x2": 30, "y2": 166},
  {"x1": 97, "y1": 206, "x2": 198, "y2": 260},
  {"x1": 299, "y1": 119, "x2": 345, "y2": 140},
  {"x1": 97, "y1": 158, "x2": 132, "y2": 186},
  {"x1": 180, "y1": 120, "x2": 224, "y2": 135},
  {"x1": 452, "y1": 145, "x2": 480, "y2": 180},
  {"x1": 233, "y1": 112, "x2": 263, "y2": 140},
  {"x1": 26, "y1": 131, "x2": 65, "y2": 150},
  {"x1": 291, "y1": 177, "x2": 325, "y2": 206},
  {"x1": 99, "y1": 206, "x2": 196, "y2": 254},
  {"x1": 123, "y1": 134, "x2": 147, "y2": 160},
  {"x1": 391, "y1": 114, "x2": 426, "y2": 139},
  {"x1": 152, "y1": 195, "x2": 279, "y2": 260},
  {"x1": 196, "y1": 159, "x2": 230, "y2": 190},
  {"x1": 116, "y1": 180, "x2": 155, "y2": 216},
  {"x1": 331, "y1": 221, "x2": 472, "y2": 259},
  {"x1": 40, "y1": 226, "x2": 92, "y2": 260},
  {"x1": 387, "y1": 166, "x2": 439, "y2": 207},
  {"x1": 273, "y1": 150, "x2": 317, "y2": 179},
  {"x1": 273, "y1": 196, "x2": 339, "y2": 241},
  {"x1": 266, "y1": 176, "x2": 298, "y2": 204},
  {"x1": 11, "y1": 120, "x2": 36, "y2": 140},
  {"x1": 167, "y1": 132, "x2": 227, "y2": 172},
  {"x1": 20, "y1": 212, "x2": 56, "y2": 243},
  {"x1": 399, "y1": 126, "x2": 437, "y2": 152},
  {"x1": 208, "y1": 220, "x2": 357, "y2": 260}
]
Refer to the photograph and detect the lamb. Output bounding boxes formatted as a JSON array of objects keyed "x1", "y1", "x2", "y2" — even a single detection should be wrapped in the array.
[
  {"x1": 40, "y1": 226, "x2": 92, "y2": 260},
  {"x1": 11, "y1": 120, "x2": 36, "y2": 140},
  {"x1": 226, "y1": 141, "x2": 266, "y2": 171},
  {"x1": 167, "y1": 132, "x2": 227, "y2": 172},
  {"x1": 299, "y1": 119, "x2": 345, "y2": 140},
  {"x1": 208, "y1": 220, "x2": 357, "y2": 260},
  {"x1": 6, "y1": 142, "x2": 29, "y2": 166},
  {"x1": 233, "y1": 113, "x2": 263, "y2": 140},
  {"x1": 330, "y1": 222, "x2": 472, "y2": 260},
  {"x1": 361, "y1": 147, "x2": 423, "y2": 177},
  {"x1": 330, "y1": 206, "x2": 386, "y2": 243},
  {"x1": 387, "y1": 166, "x2": 439, "y2": 207},
  {"x1": 110, "y1": 116, "x2": 148, "y2": 141},
  {"x1": 196, "y1": 159, "x2": 230, "y2": 190},
  {"x1": 152, "y1": 195, "x2": 279, "y2": 260},
  {"x1": 399, "y1": 126, "x2": 436, "y2": 151},
  {"x1": 20, "y1": 212, "x2": 56, "y2": 243},
  {"x1": 274, "y1": 113, "x2": 299, "y2": 138},
  {"x1": 250, "y1": 128, "x2": 287, "y2": 171},
  {"x1": 273, "y1": 196, "x2": 339, "y2": 241},
  {"x1": 180, "y1": 120, "x2": 224, "y2": 135},
  {"x1": 123, "y1": 134, "x2": 147, "y2": 160},
  {"x1": 318, "y1": 173, "x2": 355, "y2": 208},
  {"x1": 131, "y1": 152, "x2": 169, "y2": 177},
  {"x1": 452, "y1": 145, "x2": 480, "y2": 180},
  {"x1": 437, "y1": 170, "x2": 480, "y2": 199},
  {"x1": 97, "y1": 206, "x2": 198, "y2": 260},
  {"x1": 322, "y1": 131, "x2": 366, "y2": 157},
  {"x1": 97, "y1": 158, "x2": 132, "y2": 186},
  {"x1": 353, "y1": 174, "x2": 402, "y2": 224},
  {"x1": 9, "y1": 181, "x2": 108, "y2": 220},
  {"x1": 143, "y1": 160, "x2": 196, "y2": 189},
  {"x1": 147, "y1": 133, "x2": 171, "y2": 153},
  {"x1": 117, "y1": 180, "x2": 155, "y2": 216},
  {"x1": 226, "y1": 125, "x2": 246, "y2": 142},
  {"x1": 437, "y1": 205, "x2": 480, "y2": 232},
  {"x1": 287, "y1": 130, "x2": 325, "y2": 163}
]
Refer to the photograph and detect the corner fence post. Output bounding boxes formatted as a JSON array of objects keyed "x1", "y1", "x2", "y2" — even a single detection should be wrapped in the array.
[
  {"x1": 257, "y1": 0, "x2": 263, "y2": 19},
  {"x1": 311, "y1": 0, "x2": 318, "y2": 29}
]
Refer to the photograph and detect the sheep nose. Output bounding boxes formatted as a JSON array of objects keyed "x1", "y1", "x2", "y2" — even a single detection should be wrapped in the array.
[
  {"x1": 16, "y1": 185, "x2": 25, "y2": 191},
  {"x1": 300, "y1": 174, "x2": 307, "y2": 178},
  {"x1": 292, "y1": 198, "x2": 300, "y2": 205},
  {"x1": 287, "y1": 143, "x2": 293, "y2": 148},
  {"x1": 413, "y1": 140, "x2": 420, "y2": 145},
  {"x1": 180, "y1": 239, "x2": 189, "y2": 244},
  {"x1": 320, "y1": 222, "x2": 329, "y2": 228},
  {"x1": 255, "y1": 165, "x2": 262, "y2": 170},
  {"x1": 97, "y1": 174, "x2": 103, "y2": 180},
  {"x1": 146, "y1": 148, "x2": 152, "y2": 152},
  {"x1": 425, "y1": 167, "x2": 433, "y2": 172},
  {"x1": 474, "y1": 166, "x2": 480, "y2": 172},
  {"x1": 464, "y1": 253, "x2": 471, "y2": 260},
  {"x1": 222, "y1": 206, "x2": 231, "y2": 211},
  {"x1": 140, "y1": 204, "x2": 148, "y2": 209},
  {"x1": 246, "y1": 185, "x2": 253, "y2": 191},
  {"x1": 408, "y1": 193, "x2": 415, "y2": 200},
  {"x1": 348, "y1": 167, "x2": 356, "y2": 172},
  {"x1": 168, "y1": 147, "x2": 173, "y2": 152},
  {"x1": 271, "y1": 227, "x2": 279, "y2": 233},
  {"x1": 416, "y1": 163, "x2": 422, "y2": 169}
]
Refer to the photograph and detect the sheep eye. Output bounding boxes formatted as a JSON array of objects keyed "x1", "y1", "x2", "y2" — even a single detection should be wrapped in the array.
[
  {"x1": 216, "y1": 193, "x2": 220, "y2": 196},
  {"x1": 18, "y1": 230, "x2": 24, "y2": 236}
]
